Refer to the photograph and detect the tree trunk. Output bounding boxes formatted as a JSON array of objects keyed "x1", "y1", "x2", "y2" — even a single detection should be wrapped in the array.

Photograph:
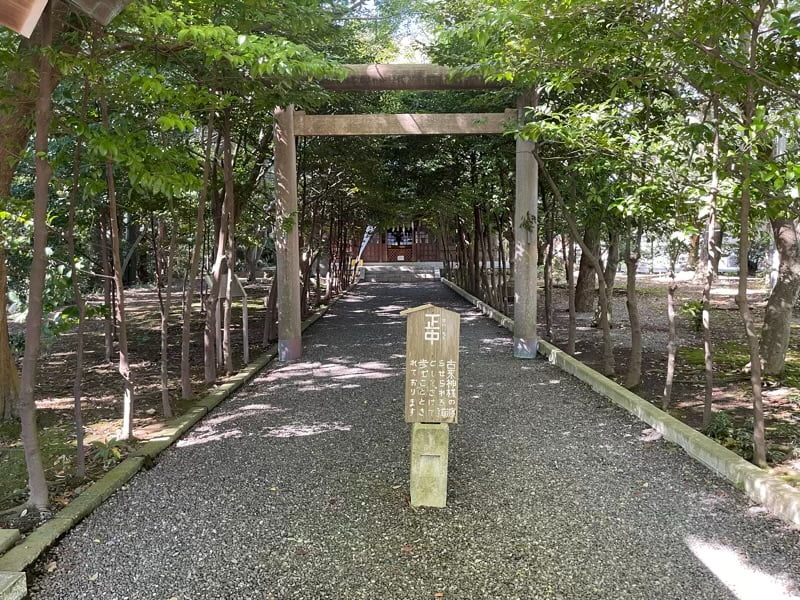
[
  {"x1": 696, "y1": 218, "x2": 723, "y2": 283},
  {"x1": 263, "y1": 274, "x2": 278, "y2": 346},
  {"x1": 739, "y1": 9, "x2": 768, "y2": 467},
  {"x1": 246, "y1": 247, "x2": 260, "y2": 282},
  {"x1": 561, "y1": 234, "x2": 576, "y2": 355},
  {"x1": 99, "y1": 215, "x2": 113, "y2": 363},
  {"x1": 472, "y1": 206, "x2": 481, "y2": 297},
  {"x1": 18, "y1": 3, "x2": 55, "y2": 509},
  {"x1": 204, "y1": 144, "x2": 228, "y2": 384},
  {"x1": 0, "y1": 10, "x2": 67, "y2": 428},
  {"x1": 222, "y1": 115, "x2": 236, "y2": 375},
  {"x1": 702, "y1": 100, "x2": 720, "y2": 427},
  {"x1": 593, "y1": 229, "x2": 620, "y2": 326},
  {"x1": 662, "y1": 250, "x2": 678, "y2": 411},
  {"x1": 152, "y1": 217, "x2": 174, "y2": 419},
  {"x1": 738, "y1": 165, "x2": 767, "y2": 466},
  {"x1": 181, "y1": 112, "x2": 213, "y2": 399},
  {"x1": 497, "y1": 215, "x2": 509, "y2": 315},
  {"x1": 101, "y1": 96, "x2": 135, "y2": 440},
  {"x1": 575, "y1": 222, "x2": 600, "y2": 312},
  {"x1": 66, "y1": 80, "x2": 89, "y2": 477},
  {"x1": 537, "y1": 156, "x2": 614, "y2": 375},
  {"x1": 759, "y1": 218, "x2": 800, "y2": 376},
  {"x1": 0, "y1": 250, "x2": 20, "y2": 421},
  {"x1": 543, "y1": 200, "x2": 554, "y2": 340},
  {"x1": 123, "y1": 221, "x2": 141, "y2": 285},
  {"x1": 624, "y1": 227, "x2": 643, "y2": 390},
  {"x1": 687, "y1": 234, "x2": 699, "y2": 271}
]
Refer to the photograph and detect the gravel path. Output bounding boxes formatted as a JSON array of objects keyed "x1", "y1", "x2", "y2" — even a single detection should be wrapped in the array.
[{"x1": 30, "y1": 283, "x2": 800, "y2": 600}]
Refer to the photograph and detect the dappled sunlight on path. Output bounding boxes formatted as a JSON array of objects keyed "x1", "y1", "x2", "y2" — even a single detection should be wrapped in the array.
[
  {"x1": 29, "y1": 283, "x2": 800, "y2": 600},
  {"x1": 686, "y1": 536, "x2": 800, "y2": 600}
]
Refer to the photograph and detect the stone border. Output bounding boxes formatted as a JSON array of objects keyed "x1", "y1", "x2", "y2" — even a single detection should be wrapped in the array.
[
  {"x1": 0, "y1": 289, "x2": 350, "y2": 581},
  {"x1": 441, "y1": 277, "x2": 800, "y2": 528},
  {"x1": 0, "y1": 572, "x2": 24, "y2": 600}
]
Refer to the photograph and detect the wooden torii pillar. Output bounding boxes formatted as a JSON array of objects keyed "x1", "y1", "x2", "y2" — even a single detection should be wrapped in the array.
[
  {"x1": 274, "y1": 105, "x2": 302, "y2": 361},
  {"x1": 513, "y1": 94, "x2": 539, "y2": 359},
  {"x1": 273, "y1": 64, "x2": 538, "y2": 361}
]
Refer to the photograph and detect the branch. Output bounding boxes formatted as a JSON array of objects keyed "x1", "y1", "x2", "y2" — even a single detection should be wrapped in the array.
[
  {"x1": 662, "y1": 26, "x2": 800, "y2": 102},
  {"x1": 121, "y1": 228, "x2": 146, "y2": 274}
]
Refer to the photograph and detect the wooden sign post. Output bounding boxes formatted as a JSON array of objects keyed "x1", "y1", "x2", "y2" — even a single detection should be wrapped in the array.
[{"x1": 400, "y1": 304, "x2": 460, "y2": 507}]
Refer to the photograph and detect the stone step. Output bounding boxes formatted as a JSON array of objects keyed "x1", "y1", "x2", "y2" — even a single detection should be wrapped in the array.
[
  {"x1": 361, "y1": 262, "x2": 442, "y2": 283},
  {"x1": 0, "y1": 532, "x2": 19, "y2": 555},
  {"x1": 0, "y1": 572, "x2": 25, "y2": 600}
]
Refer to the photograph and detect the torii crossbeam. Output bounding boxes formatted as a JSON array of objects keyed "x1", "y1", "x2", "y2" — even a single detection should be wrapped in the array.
[{"x1": 273, "y1": 64, "x2": 538, "y2": 362}]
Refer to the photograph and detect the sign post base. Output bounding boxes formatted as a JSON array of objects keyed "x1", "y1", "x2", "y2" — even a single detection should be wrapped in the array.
[{"x1": 410, "y1": 422, "x2": 449, "y2": 508}]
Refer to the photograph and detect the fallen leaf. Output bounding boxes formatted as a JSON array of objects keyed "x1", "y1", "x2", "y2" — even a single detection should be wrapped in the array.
[
  {"x1": 89, "y1": 573, "x2": 99, "y2": 582},
  {"x1": 401, "y1": 544, "x2": 414, "y2": 556},
  {"x1": 639, "y1": 428, "x2": 662, "y2": 442},
  {"x1": 46, "y1": 561, "x2": 57, "y2": 573}
]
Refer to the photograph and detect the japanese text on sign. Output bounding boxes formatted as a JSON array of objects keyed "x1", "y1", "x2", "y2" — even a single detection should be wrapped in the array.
[{"x1": 402, "y1": 305, "x2": 460, "y2": 424}]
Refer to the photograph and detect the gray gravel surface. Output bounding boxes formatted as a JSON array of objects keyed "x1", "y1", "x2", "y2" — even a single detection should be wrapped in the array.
[{"x1": 30, "y1": 283, "x2": 800, "y2": 599}]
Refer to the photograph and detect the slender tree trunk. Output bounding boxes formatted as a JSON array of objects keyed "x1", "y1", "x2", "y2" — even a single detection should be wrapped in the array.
[
  {"x1": 663, "y1": 249, "x2": 679, "y2": 410},
  {"x1": 19, "y1": 3, "x2": 55, "y2": 508},
  {"x1": 152, "y1": 217, "x2": 174, "y2": 419},
  {"x1": 624, "y1": 227, "x2": 643, "y2": 390},
  {"x1": 315, "y1": 251, "x2": 322, "y2": 308},
  {"x1": 204, "y1": 150, "x2": 228, "y2": 384},
  {"x1": 222, "y1": 115, "x2": 236, "y2": 375},
  {"x1": 0, "y1": 10, "x2": 67, "y2": 427},
  {"x1": 738, "y1": 7, "x2": 768, "y2": 467},
  {"x1": 164, "y1": 215, "x2": 177, "y2": 416},
  {"x1": 0, "y1": 250, "x2": 19, "y2": 421},
  {"x1": 324, "y1": 217, "x2": 334, "y2": 301},
  {"x1": 593, "y1": 230, "x2": 620, "y2": 326},
  {"x1": 738, "y1": 165, "x2": 767, "y2": 466},
  {"x1": 99, "y1": 215, "x2": 113, "y2": 363},
  {"x1": 101, "y1": 96, "x2": 135, "y2": 440},
  {"x1": 262, "y1": 273, "x2": 278, "y2": 346},
  {"x1": 702, "y1": 99, "x2": 720, "y2": 427},
  {"x1": 560, "y1": 235, "x2": 576, "y2": 354},
  {"x1": 538, "y1": 155, "x2": 614, "y2": 375},
  {"x1": 181, "y1": 112, "x2": 213, "y2": 399},
  {"x1": 472, "y1": 206, "x2": 482, "y2": 297},
  {"x1": 575, "y1": 223, "x2": 600, "y2": 312},
  {"x1": 759, "y1": 218, "x2": 800, "y2": 375},
  {"x1": 544, "y1": 200, "x2": 554, "y2": 340},
  {"x1": 66, "y1": 80, "x2": 89, "y2": 476},
  {"x1": 123, "y1": 221, "x2": 141, "y2": 285},
  {"x1": 500, "y1": 218, "x2": 510, "y2": 315},
  {"x1": 687, "y1": 234, "x2": 699, "y2": 271},
  {"x1": 695, "y1": 222, "x2": 722, "y2": 283}
]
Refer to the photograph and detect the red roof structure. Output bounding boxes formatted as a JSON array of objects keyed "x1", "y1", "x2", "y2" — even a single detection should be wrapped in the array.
[
  {"x1": 1, "y1": 0, "x2": 130, "y2": 37},
  {"x1": 0, "y1": 0, "x2": 48, "y2": 37}
]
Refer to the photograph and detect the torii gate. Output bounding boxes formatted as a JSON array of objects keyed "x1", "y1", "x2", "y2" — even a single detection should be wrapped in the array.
[{"x1": 273, "y1": 64, "x2": 538, "y2": 361}]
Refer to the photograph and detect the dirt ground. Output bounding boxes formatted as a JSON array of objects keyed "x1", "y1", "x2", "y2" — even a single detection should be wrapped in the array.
[
  {"x1": 1, "y1": 279, "x2": 277, "y2": 529},
  {"x1": 542, "y1": 273, "x2": 800, "y2": 486},
  {"x1": 1, "y1": 273, "x2": 798, "y2": 531}
]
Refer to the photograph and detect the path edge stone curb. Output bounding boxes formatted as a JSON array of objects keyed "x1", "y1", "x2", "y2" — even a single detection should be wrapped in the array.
[
  {"x1": 0, "y1": 290, "x2": 350, "y2": 579},
  {"x1": 441, "y1": 277, "x2": 800, "y2": 528},
  {"x1": 0, "y1": 572, "x2": 25, "y2": 600}
]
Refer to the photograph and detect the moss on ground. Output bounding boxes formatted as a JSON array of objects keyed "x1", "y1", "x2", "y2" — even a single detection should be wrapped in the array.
[
  {"x1": 679, "y1": 342, "x2": 800, "y2": 387},
  {"x1": 0, "y1": 421, "x2": 81, "y2": 510},
  {"x1": 678, "y1": 340, "x2": 800, "y2": 474}
]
